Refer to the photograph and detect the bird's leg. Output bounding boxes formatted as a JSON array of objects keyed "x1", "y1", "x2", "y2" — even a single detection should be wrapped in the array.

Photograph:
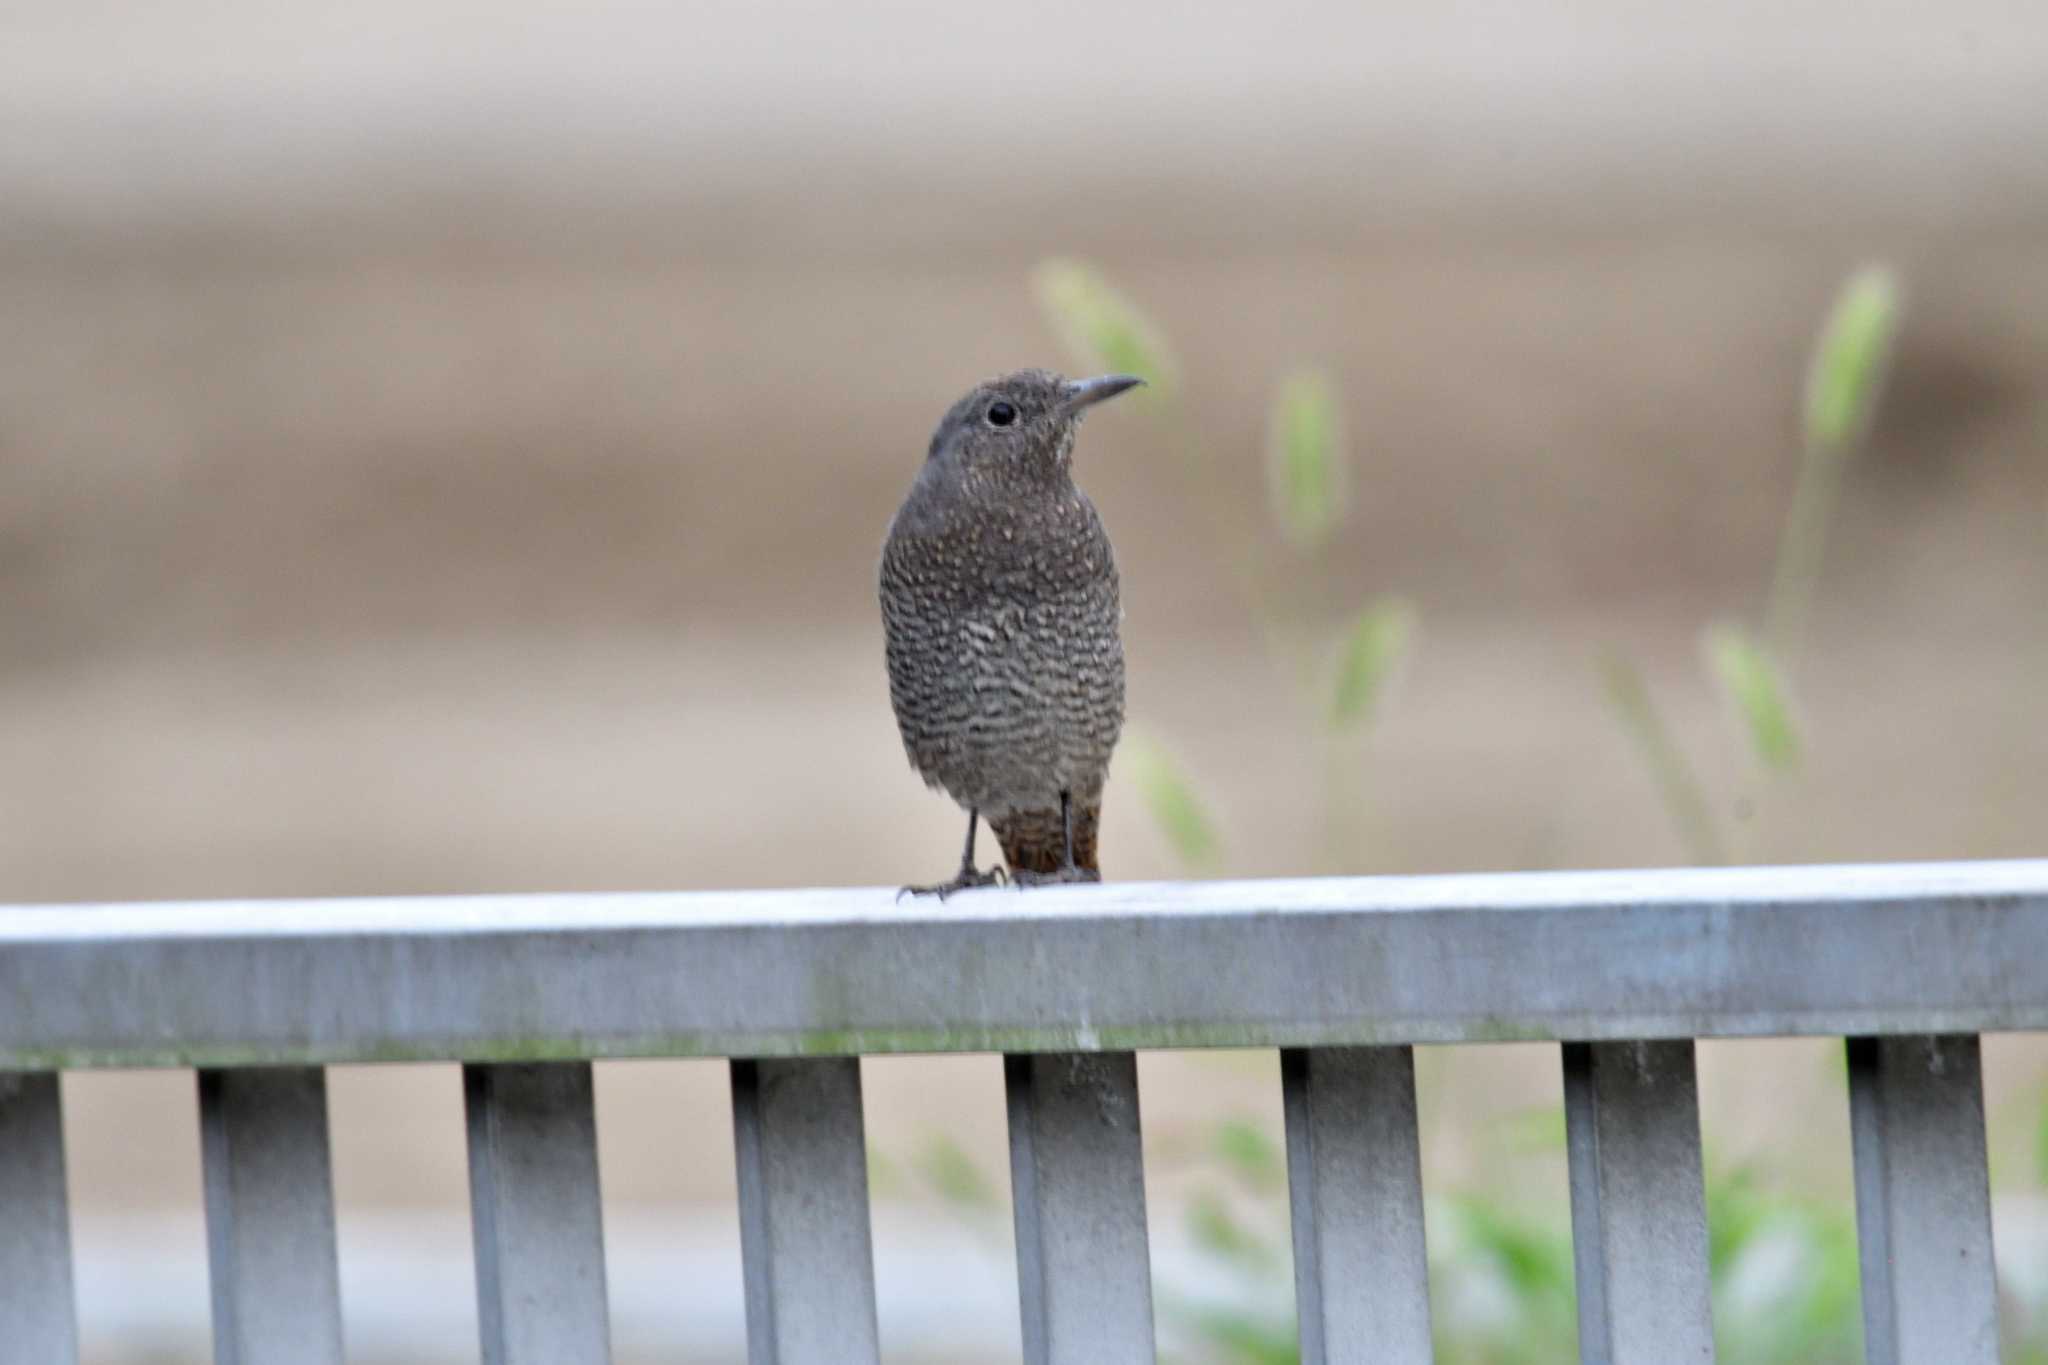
[
  {"x1": 1061, "y1": 788, "x2": 1076, "y2": 871},
  {"x1": 1010, "y1": 790, "x2": 1100, "y2": 887},
  {"x1": 898, "y1": 809, "x2": 1007, "y2": 900}
]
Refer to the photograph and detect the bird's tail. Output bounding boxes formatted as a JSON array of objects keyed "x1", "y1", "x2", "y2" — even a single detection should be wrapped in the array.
[{"x1": 990, "y1": 804, "x2": 1100, "y2": 878}]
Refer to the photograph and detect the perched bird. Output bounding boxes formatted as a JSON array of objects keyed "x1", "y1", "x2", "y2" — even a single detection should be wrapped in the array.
[{"x1": 880, "y1": 368, "x2": 1142, "y2": 896}]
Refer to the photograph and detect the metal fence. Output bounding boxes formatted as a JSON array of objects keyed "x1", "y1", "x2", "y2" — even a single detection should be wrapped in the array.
[{"x1": 4, "y1": 859, "x2": 2045, "y2": 1364}]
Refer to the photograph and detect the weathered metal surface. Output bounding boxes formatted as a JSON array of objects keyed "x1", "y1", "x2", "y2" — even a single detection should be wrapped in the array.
[
  {"x1": 2, "y1": 860, "x2": 2046, "y2": 1067},
  {"x1": 731, "y1": 1057, "x2": 881, "y2": 1365},
  {"x1": 1848, "y1": 1034, "x2": 2001, "y2": 1365},
  {"x1": 465, "y1": 1062, "x2": 612, "y2": 1364},
  {"x1": 1282, "y1": 1046, "x2": 1433, "y2": 1365},
  {"x1": 0, "y1": 1071, "x2": 79, "y2": 1362},
  {"x1": 1008, "y1": 1052, "x2": 1156, "y2": 1364},
  {"x1": 1563, "y1": 1040, "x2": 1714, "y2": 1365},
  {"x1": 198, "y1": 1067, "x2": 345, "y2": 1365}
]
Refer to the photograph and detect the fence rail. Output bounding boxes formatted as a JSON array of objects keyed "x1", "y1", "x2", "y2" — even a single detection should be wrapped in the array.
[{"x1": 3, "y1": 858, "x2": 2045, "y2": 1364}]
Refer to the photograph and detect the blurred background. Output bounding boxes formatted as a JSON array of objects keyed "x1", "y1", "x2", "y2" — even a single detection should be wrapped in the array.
[{"x1": 5, "y1": 1, "x2": 2048, "y2": 1360}]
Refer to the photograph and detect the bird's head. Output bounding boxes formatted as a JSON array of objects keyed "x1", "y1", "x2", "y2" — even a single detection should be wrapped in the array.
[{"x1": 924, "y1": 368, "x2": 1144, "y2": 483}]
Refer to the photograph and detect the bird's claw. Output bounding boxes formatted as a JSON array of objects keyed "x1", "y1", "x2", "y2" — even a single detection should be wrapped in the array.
[{"x1": 897, "y1": 865, "x2": 1008, "y2": 902}]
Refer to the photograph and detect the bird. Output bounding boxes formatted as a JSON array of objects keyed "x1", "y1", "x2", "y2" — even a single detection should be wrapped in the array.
[{"x1": 879, "y1": 368, "x2": 1142, "y2": 897}]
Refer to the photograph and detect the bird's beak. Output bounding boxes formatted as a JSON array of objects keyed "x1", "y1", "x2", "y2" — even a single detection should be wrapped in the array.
[{"x1": 1057, "y1": 373, "x2": 1146, "y2": 417}]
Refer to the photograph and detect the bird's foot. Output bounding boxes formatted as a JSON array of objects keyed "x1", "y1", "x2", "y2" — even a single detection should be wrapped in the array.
[
  {"x1": 1009, "y1": 865, "x2": 1101, "y2": 888},
  {"x1": 897, "y1": 865, "x2": 1008, "y2": 902}
]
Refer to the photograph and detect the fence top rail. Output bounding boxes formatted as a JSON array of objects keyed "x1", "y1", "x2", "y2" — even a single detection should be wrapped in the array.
[{"x1": 3, "y1": 859, "x2": 2045, "y2": 1070}]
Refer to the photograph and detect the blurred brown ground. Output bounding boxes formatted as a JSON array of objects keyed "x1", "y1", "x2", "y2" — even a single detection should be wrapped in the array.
[{"x1": 4, "y1": 2, "x2": 2048, "y2": 1358}]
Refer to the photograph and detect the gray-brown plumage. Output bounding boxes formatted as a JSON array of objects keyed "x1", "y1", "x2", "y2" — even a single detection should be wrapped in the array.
[{"x1": 880, "y1": 368, "x2": 1141, "y2": 896}]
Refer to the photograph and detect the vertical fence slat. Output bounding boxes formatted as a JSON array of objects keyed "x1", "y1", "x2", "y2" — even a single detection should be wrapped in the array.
[
  {"x1": 1562, "y1": 1040, "x2": 1714, "y2": 1365},
  {"x1": 199, "y1": 1067, "x2": 345, "y2": 1365},
  {"x1": 465, "y1": 1062, "x2": 612, "y2": 1365},
  {"x1": 1281, "y1": 1046, "x2": 1433, "y2": 1365},
  {"x1": 1006, "y1": 1051, "x2": 1156, "y2": 1365},
  {"x1": 1847, "y1": 1034, "x2": 2001, "y2": 1365},
  {"x1": 0, "y1": 1071, "x2": 79, "y2": 1362},
  {"x1": 730, "y1": 1058, "x2": 881, "y2": 1365}
]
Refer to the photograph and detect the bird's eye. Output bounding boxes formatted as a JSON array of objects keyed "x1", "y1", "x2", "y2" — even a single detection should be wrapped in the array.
[{"x1": 985, "y1": 401, "x2": 1017, "y2": 427}]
